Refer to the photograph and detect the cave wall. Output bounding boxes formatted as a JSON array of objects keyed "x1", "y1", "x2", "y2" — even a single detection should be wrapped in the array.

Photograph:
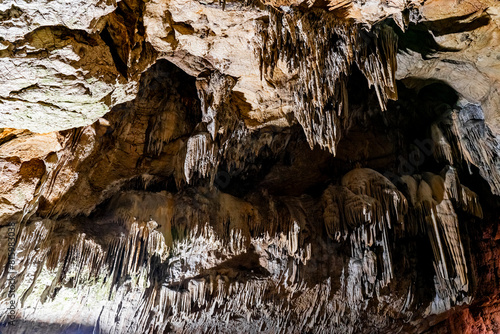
[{"x1": 1, "y1": 0, "x2": 500, "y2": 333}]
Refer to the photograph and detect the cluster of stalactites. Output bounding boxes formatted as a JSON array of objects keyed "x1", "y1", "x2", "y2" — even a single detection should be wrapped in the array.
[
  {"x1": 322, "y1": 168, "x2": 407, "y2": 241},
  {"x1": 0, "y1": 165, "x2": 484, "y2": 332},
  {"x1": 184, "y1": 133, "x2": 217, "y2": 183},
  {"x1": 427, "y1": 102, "x2": 500, "y2": 197},
  {"x1": 451, "y1": 103, "x2": 500, "y2": 195},
  {"x1": 400, "y1": 167, "x2": 482, "y2": 312},
  {"x1": 256, "y1": 8, "x2": 398, "y2": 155},
  {"x1": 196, "y1": 71, "x2": 237, "y2": 141},
  {"x1": 320, "y1": 166, "x2": 482, "y2": 306},
  {"x1": 320, "y1": 165, "x2": 482, "y2": 313},
  {"x1": 321, "y1": 168, "x2": 408, "y2": 293},
  {"x1": 183, "y1": 70, "x2": 236, "y2": 184},
  {"x1": 184, "y1": 69, "x2": 292, "y2": 185},
  {"x1": 1, "y1": 216, "x2": 172, "y2": 311},
  {"x1": 184, "y1": 70, "x2": 277, "y2": 185},
  {"x1": 355, "y1": 25, "x2": 398, "y2": 109}
]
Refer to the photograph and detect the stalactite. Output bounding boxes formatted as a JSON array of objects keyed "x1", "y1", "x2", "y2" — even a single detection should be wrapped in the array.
[
  {"x1": 184, "y1": 70, "x2": 291, "y2": 185},
  {"x1": 355, "y1": 25, "x2": 398, "y2": 110},
  {"x1": 256, "y1": 9, "x2": 398, "y2": 154},
  {"x1": 184, "y1": 133, "x2": 217, "y2": 183},
  {"x1": 196, "y1": 71, "x2": 237, "y2": 141},
  {"x1": 0, "y1": 1, "x2": 498, "y2": 331},
  {"x1": 0, "y1": 166, "x2": 483, "y2": 333},
  {"x1": 431, "y1": 123, "x2": 454, "y2": 164},
  {"x1": 400, "y1": 167, "x2": 483, "y2": 314},
  {"x1": 442, "y1": 102, "x2": 500, "y2": 195},
  {"x1": 320, "y1": 166, "x2": 483, "y2": 310},
  {"x1": 341, "y1": 168, "x2": 408, "y2": 224},
  {"x1": 320, "y1": 169, "x2": 408, "y2": 297}
]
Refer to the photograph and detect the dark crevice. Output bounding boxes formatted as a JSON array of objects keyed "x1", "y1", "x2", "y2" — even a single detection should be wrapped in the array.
[
  {"x1": 100, "y1": 26, "x2": 128, "y2": 79},
  {"x1": 389, "y1": 19, "x2": 460, "y2": 59},
  {"x1": 424, "y1": 11, "x2": 491, "y2": 36}
]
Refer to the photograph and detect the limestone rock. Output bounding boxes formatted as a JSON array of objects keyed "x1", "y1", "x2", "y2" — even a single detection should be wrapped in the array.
[{"x1": 1, "y1": 0, "x2": 500, "y2": 333}]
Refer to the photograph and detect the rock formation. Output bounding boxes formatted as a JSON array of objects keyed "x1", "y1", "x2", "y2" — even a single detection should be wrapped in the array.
[{"x1": 1, "y1": 0, "x2": 500, "y2": 333}]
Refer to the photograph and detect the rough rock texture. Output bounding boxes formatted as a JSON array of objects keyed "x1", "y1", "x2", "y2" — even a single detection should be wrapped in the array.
[{"x1": 1, "y1": 0, "x2": 500, "y2": 333}]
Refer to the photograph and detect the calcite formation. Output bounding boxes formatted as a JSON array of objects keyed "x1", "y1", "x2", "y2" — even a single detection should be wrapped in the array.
[{"x1": 1, "y1": 0, "x2": 500, "y2": 333}]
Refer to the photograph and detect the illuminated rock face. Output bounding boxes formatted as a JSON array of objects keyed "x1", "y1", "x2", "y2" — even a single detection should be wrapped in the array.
[{"x1": 1, "y1": 0, "x2": 500, "y2": 333}]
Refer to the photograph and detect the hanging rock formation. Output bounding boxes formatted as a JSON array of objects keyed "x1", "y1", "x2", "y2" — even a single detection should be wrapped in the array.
[{"x1": 1, "y1": 0, "x2": 500, "y2": 333}]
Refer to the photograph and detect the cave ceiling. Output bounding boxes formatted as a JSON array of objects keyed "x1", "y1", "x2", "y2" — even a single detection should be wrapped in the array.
[{"x1": 1, "y1": 0, "x2": 500, "y2": 333}]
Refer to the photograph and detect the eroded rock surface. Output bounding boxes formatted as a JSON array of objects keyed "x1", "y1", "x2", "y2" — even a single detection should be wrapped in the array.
[{"x1": 1, "y1": 0, "x2": 500, "y2": 333}]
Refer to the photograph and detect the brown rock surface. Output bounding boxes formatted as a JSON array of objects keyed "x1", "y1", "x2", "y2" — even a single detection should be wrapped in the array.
[{"x1": 0, "y1": 0, "x2": 500, "y2": 333}]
